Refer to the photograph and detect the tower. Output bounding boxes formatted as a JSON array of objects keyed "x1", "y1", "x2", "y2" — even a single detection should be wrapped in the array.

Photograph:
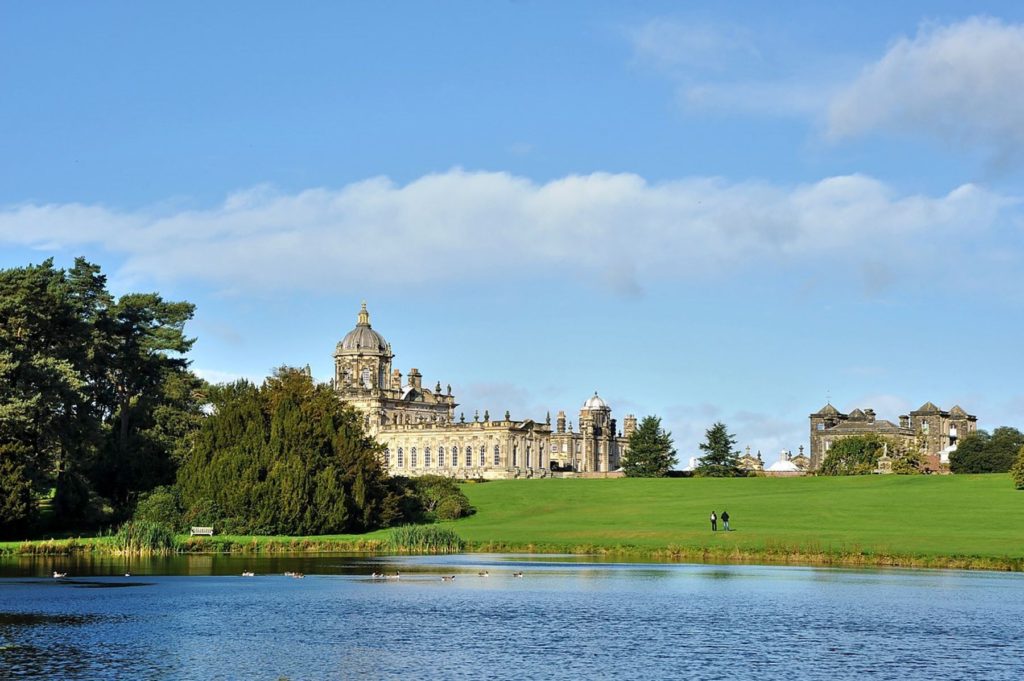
[{"x1": 334, "y1": 302, "x2": 393, "y2": 394}]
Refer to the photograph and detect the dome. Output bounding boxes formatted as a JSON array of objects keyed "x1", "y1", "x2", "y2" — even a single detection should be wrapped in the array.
[
  {"x1": 766, "y1": 458, "x2": 801, "y2": 473},
  {"x1": 336, "y1": 303, "x2": 390, "y2": 355},
  {"x1": 583, "y1": 391, "x2": 609, "y2": 410}
]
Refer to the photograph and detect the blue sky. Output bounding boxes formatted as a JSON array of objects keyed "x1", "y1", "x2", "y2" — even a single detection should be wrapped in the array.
[{"x1": 3, "y1": 1, "x2": 1023, "y2": 461}]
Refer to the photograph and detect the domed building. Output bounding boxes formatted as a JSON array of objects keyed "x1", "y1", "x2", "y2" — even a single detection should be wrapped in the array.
[
  {"x1": 333, "y1": 304, "x2": 632, "y2": 479},
  {"x1": 764, "y1": 450, "x2": 806, "y2": 477},
  {"x1": 548, "y1": 392, "x2": 633, "y2": 474}
]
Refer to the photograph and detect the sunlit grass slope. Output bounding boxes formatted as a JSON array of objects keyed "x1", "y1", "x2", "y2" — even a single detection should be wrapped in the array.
[{"x1": 452, "y1": 474, "x2": 1024, "y2": 560}]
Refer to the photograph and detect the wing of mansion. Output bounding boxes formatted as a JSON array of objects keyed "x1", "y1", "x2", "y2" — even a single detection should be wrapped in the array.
[{"x1": 333, "y1": 304, "x2": 634, "y2": 479}]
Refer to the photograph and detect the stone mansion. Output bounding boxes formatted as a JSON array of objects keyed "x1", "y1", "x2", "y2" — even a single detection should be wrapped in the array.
[
  {"x1": 809, "y1": 402, "x2": 977, "y2": 471},
  {"x1": 333, "y1": 304, "x2": 632, "y2": 479}
]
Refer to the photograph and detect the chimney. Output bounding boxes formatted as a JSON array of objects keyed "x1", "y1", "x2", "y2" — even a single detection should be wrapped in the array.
[{"x1": 624, "y1": 414, "x2": 637, "y2": 438}]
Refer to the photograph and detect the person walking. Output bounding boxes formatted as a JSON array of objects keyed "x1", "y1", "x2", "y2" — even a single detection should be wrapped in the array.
[
  {"x1": 710, "y1": 511, "x2": 717, "y2": 531},
  {"x1": 721, "y1": 510, "x2": 730, "y2": 531}
]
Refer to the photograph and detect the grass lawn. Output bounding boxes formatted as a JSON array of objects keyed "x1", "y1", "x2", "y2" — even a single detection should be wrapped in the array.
[{"x1": 451, "y1": 474, "x2": 1024, "y2": 562}]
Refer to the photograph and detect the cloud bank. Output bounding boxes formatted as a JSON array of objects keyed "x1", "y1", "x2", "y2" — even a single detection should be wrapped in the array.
[
  {"x1": 828, "y1": 17, "x2": 1024, "y2": 151},
  {"x1": 631, "y1": 16, "x2": 1024, "y2": 157},
  {"x1": 0, "y1": 169, "x2": 1015, "y2": 296}
]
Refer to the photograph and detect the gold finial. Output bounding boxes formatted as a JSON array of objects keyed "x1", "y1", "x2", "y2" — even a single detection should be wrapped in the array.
[{"x1": 357, "y1": 301, "x2": 370, "y2": 326}]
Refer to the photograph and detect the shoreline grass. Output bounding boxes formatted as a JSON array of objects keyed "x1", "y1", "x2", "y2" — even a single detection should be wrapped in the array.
[
  {"x1": 2, "y1": 535, "x2": 1019, "y2": 572},
  {"x1": 4, "y1": 474, "x2": 1022, "y2": 572}
]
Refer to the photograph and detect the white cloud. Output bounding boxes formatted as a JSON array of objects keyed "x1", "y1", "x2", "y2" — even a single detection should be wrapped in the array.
[
  {"x1": 0, "y1": 169, "x2": 1016, "y2": 296},
  {"x1": 827, "y1": 17, "x2": 1024, "y2": 150}
]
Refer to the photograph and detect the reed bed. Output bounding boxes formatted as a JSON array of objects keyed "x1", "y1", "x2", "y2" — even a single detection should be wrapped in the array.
[
  {"x1": 387, "y1": 525, "x2": 465, "y2": 553},
  {"x1": 113, "y1": 521, "x2": 177, "y2": 555}
]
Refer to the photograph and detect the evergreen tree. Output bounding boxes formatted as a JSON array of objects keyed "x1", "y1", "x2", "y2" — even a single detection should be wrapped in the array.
[
  {"x1": 0, "y1": 443, "x2": 35, "y2": 537},
  {"x1": 695, "y1": 422, "x2": 743, "y2": 477},
  {"x1": 176, "y1": 367, "x2": 399, "y2": 535},
  {"x1": 622, "y1": 416, "x2": 677, "y2": 477}
]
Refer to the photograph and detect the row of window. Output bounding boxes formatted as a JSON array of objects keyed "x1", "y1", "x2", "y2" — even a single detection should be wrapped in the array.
[
  {"x1": 387, "y1": 445, "x2": 499, "y2": 469},
  {"x1": 384, "y1": 444, "x2": 541, "y2": 469}
]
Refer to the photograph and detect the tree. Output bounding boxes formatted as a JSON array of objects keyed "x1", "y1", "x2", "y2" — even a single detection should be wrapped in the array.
[
  {"x1": 622, "y1": 416, "x2": 677, "y2": 477},
  {"x1": 176, "y1": 367, "x2": 401, "y2": 535},
  {"x1": 950, "y1": 428, "x2": 1024, "y2": 474},
  {"x1": 0, "y1": 443, "x2": 35, "y2": 538},
  {"x1": 819, "y1": 435, "x2": 883, "y2": 475},
  {"x1": 1011, "y1": 445, "x2": 1024, "y2": 490},
  {"x1": 695, "y1": 422, "x2": 742, "y2": 477},
  {"x1": 0, "y1": 257, "x2": 200, "y2": 531}
]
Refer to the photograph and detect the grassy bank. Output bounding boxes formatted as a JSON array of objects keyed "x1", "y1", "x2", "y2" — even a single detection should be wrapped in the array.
[
  {"x1": 0, "y1": 533, "x2": 389, "y2": 557},
  {"x1": 5, "y1": 474, "x2": 1022, "y2": 570}
]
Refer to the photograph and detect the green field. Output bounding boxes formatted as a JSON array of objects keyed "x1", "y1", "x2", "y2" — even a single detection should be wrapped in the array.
[{"x1": 451, "y1": 474, "x2": 1024, "y2": 567}]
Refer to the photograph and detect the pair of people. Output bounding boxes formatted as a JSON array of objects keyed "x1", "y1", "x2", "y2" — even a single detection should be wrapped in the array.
[{"x1": 710, "y1": 510, "x2": 730, "y2": 531}]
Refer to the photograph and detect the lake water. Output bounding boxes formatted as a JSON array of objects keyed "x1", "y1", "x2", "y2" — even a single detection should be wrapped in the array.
[{"x1": 1, "y1": 554, "x2": 1022, "y2": 680}]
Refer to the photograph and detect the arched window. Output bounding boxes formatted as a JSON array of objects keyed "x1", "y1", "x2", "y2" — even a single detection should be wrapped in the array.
[
  {"x1": 397, "y1": 447, "x2": 404, "y2": 467},
  {"x1": 479, "y1": 447, "x2": 486, "y2": 467},
  {"x1": 438, "y1": 447, "x2": 446, "y2": 467},
  {"x1": 361, "y1": 367, "x2": 371, "y2": 388},
  {"x1": 385, "y1": 448, "x2": 391, "y2": 466},
  {"x1": 466, "y1": 446, "x2": 473, "y2": 467},
  {"x1": 493, "y1": 445, "x2": 500, "y2": 466},
  {"x1": 513, "y1": 444, "x2": 518, "y2": 467},
  {"x1": 526, "y1": 443, "x2": 531, "y2": 468},
  {"x1": 424, "y1": 447, "x2": 431, "y2": 467},
  {"x1": 452, "y1": 446, "x2": 458, "y2": 467},
  {"x1": 411, "y1": 447, "x2": 418, "y2": 467}
]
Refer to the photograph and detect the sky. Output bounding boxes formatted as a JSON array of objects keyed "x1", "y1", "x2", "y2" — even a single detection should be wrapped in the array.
[{"x1": 2, "y1": 1, "x2": 1023, "y2": 462}]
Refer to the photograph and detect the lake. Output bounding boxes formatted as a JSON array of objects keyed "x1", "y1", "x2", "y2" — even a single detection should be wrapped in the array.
[{"x1": 1, "y1": 554, "x2": 1022, "y2": 680}]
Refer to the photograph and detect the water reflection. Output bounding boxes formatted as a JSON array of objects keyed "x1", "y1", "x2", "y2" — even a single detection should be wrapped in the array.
[{"x1": 1, "y1": 555, "x2": 1022, "y2": 680}]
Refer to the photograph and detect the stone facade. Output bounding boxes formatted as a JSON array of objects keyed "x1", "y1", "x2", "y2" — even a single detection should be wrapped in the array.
[
  {"x1": 333, "y1": 304, "x2": 631, "y2": 479},
  {"x1": 809, "y1": 402, "x2": 977, "y2": 472}
]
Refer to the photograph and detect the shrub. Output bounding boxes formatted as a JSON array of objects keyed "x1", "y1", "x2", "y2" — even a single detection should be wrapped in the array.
[
  {"x1": 408, "y1": 475, "x2": 474, "y2": 521},
  {"x1": 114, "y1": 520, "x2": 176, "y2": 554},
  {"x1": 1011, "y1": 446, "x2": 1024, "y2": 490},
  {"x1": 435, "y1": 496, "x2": 470, "y2": 521},
  {"x1": 133, "y1": 486, "x2": 184, "y2": 531}
]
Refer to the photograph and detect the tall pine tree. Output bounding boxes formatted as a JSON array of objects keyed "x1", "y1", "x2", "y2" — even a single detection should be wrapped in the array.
[
  {"x1": 622, "y1": 416, "x2": 677, "y2": 477},
  {"x1": 695, "y1": 422, "x2": 743, "y2": 477}
]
